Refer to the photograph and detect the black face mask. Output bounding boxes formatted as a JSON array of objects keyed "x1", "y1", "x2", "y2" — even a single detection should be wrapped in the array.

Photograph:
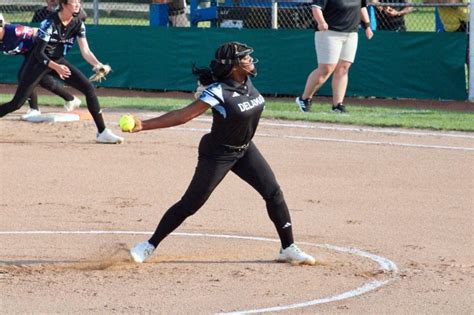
[
  {"x1": 237, "y1": 65, "x2": 258, "y2": 78},
  {"x1": 239, "y1": 57, "x2": 259, "y2": 78},
  {"x1": 248, "y1": 68, "x2": 258, "y2": 78}
]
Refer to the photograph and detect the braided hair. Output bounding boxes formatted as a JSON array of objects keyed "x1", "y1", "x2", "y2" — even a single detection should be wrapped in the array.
[{"x1": 193, "y1": 41, "x2": 254, "y2": 86}]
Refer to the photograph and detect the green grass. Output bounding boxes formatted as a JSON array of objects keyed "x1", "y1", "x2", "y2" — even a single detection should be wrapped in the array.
[
  {"x1": 265, "y1": 101, "x2": 474, "y2": 132},
  {"x1": 1, "y1": 93, "x2": 472, "y2": 132}
]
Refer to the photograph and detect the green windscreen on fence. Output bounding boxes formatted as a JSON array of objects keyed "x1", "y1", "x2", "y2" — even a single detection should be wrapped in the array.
[{"x1": 0, "y1": 26, "x2": 467, "y2": 100}]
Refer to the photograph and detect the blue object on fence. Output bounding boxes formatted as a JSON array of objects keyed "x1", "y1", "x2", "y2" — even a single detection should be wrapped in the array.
[
  {"x1": 435, "y1": 7, "x2": 445, "y2": 32},
  {"x1": 369, "y1": 5, "x2": 377, "y2": 30},
  {"x1": 190, "y1": 0, "x2": 217, "y2": 27},
  {"x1": 150, "y1": 3, "x2": 169, "y2": 26}
]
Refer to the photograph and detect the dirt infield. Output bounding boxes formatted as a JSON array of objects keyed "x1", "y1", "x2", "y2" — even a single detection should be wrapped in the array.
[{"x1": 0, "y1": 104, "x2": 473, "y2": 313}]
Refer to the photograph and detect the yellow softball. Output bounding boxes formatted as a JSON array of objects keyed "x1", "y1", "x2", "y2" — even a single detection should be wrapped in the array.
[{"x1": 119, "y1": 114, "x2": 135, "y2": 132}]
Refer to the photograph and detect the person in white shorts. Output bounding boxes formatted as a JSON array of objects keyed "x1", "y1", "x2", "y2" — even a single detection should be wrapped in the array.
[{"x1": 296, "y1": 0, "x2": 373, "y2": 113}]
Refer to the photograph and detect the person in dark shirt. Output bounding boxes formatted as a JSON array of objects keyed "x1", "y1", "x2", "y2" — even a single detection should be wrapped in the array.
[
  {"x1": 0, "y1": 21, "x2": 81, "y2": 119},
  {"x1": 295, "y1": 0, "x2": 373, "y2": 113},
  {"x1": 373, "y1": 0, "x2": 412, "y2": 32},
  {"x1": 31, "y1": 0, "x2": 58, "y2": 23},
  {"x1": 0, "y1": 0, "x2": 123, "y2": 144},
  {"x1": 128, "y1": 42, "x2": 316, "y2": 266},
  {"x1": 168, "y1": 0, "x2": 189, "y2": 27}
]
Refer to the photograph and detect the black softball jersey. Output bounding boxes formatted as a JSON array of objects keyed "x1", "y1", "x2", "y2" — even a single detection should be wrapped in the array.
[
  {"x1": 312, "y1": 0, "x2": 367, "y2": 32},
  {"x1": 35, "y1": 12, "x2": 85, "y2": 65},
  {"x1": 199, "y1": 78, "x2": 265, "y2": 147}
]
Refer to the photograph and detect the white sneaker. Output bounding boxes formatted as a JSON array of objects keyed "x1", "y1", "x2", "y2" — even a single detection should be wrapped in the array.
[
  {"x1": 130, "y1": 241, "x2": 156, "y2": 263},
  {"x1": 96, "y1": 128, "x2": 124, "y2": 144},
  {"x1": 64, "y1": 96, "x2": 81, "y2": 112},
  {"x1": 277, "y1": 243, "x2": 316, "y2": 265},
  {"x1": 21, "y1": 109, "x2": 41, "y2": 120}
]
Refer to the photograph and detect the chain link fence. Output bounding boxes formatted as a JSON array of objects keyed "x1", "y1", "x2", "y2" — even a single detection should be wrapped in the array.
[
  {"x1": 212, "y1": 1, "x2": 313, "y2": 29},
  {"x1": 0, "y1": 0, "x2": 189, "y2": 27},
  {"x1": 0, "y1": 0, "x2": 469, "y2": 31},
  {"x1": 211, "y1": 1, "x2": 469, "y2": 31},
  {"x1": 371, "y1": 1, "x2": 469, "y2": 32}
]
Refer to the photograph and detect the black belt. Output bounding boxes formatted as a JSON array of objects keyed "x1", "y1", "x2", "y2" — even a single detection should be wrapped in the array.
[{"x1": 220, "y1": 143, "x2": 249, "y2": 153}]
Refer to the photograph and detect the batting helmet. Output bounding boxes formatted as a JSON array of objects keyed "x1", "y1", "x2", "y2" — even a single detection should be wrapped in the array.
[
  {"x1": 214, "y1": 42, "x2": 254, "y2": 65},
  {"x1": 211, "y1": 42, "x2": 255, "y2": 80},
  {"x1": 193, "y1": 42, "x2": 256, "y2": 85}
]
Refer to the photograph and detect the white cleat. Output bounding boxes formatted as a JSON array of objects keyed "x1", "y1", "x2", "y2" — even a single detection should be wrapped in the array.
[
  {"x1": 130, "y1": 241, "x2": 156, "y2": 263},
  {"x1": 64, "y1": 96, "x2": 81, "y2": 112},
  {"x1": 96, "y1": 128, "x2": 124, "y2": 144},
  {"x1": 21, "y1": 109, "x2": 41, "y2": 120},
  {"x1": 277, "y1": 243, "x2": 316, "y2": 266}
]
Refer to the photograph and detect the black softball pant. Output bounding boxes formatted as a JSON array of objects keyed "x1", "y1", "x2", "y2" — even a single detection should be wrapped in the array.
[
  {"x1": 0, "y1": 55, "x2": 105, "y2": 132},
  {"x1": 148, "y1": 134, "x2": 295, "y2": 249},
  {"x1": 17, "y1": 54, "x2": 74, "y2": 111}
]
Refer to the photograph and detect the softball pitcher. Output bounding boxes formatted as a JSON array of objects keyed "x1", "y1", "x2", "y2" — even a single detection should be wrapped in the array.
[{"x1": 129, "y1": 42, "x2": 316, "y2": 266}]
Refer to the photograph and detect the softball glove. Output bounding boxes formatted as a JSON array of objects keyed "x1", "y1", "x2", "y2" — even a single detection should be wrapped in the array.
[{"x1": 89, "y1": 63, "x2": 112, "y2": 82}]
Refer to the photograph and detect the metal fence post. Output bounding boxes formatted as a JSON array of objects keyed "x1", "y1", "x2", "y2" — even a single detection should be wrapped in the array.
[
  {"x1": 469, "y1": 1, "x2": 473, "y2": 101},
  {"x1": 271, "y1": 0, "x2": 278, "y2": 30},
  {"x1": 93, "y1": 0, "x2": 99, "y2": 25}
]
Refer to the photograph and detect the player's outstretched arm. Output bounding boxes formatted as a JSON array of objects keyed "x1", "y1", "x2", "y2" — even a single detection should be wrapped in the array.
[{"x1": 131, "y1": 100, "x2": 209, "y2": 133}]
